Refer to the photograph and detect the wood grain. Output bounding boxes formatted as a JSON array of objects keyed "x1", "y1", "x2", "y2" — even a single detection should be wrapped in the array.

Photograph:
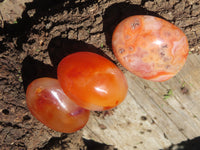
[{"x1": 83, "y1": 54, "x2": 200, "y2": 150}]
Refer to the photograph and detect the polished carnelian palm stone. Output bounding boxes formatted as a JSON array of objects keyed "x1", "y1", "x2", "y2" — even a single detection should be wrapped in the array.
[
  {"x1": 26, "y1": 78, "x2": 90, "y2": 133},
  {"x1": 57, "y1": 52, "x2": 128, "y2": 111},
  {"x1": 112, "y1": 15, "x2": 189, "y2": 81}
]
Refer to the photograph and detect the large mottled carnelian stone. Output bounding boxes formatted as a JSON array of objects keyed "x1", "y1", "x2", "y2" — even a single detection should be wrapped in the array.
[{"x1": 112, "y1": 15, "x2": 189, "y2": 82}]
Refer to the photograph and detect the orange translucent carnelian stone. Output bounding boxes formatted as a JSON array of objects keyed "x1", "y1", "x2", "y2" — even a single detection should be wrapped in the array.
[
  {"x1": 57, "y1": 52, "x2": 128, "y2": 111},
  {"x1": 26, "y1": 77, "x2": 90, "y2": 133},
  {"x1": 112, "y1": 15, "x2": 189, "y2": 82}
]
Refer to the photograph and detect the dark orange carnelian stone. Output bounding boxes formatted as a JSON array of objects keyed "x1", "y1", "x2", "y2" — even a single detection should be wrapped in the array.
[{"x1": 57, "y1": 52, "x2": 128, "y2": 111}]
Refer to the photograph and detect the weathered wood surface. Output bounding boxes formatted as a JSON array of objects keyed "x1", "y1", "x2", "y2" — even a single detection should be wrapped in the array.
[{"x1": 83, "y1": 54, "x2": 200, "y2": 150}]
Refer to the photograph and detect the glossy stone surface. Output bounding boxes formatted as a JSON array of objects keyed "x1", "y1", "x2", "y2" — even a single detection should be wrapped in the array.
[
  {"x1": 57, "y1": 52, "x2": 128, "y2": 111},
  {"x1": 26, "y1": 77, "x2": 90, "y2": 133},
  {"x1": 112, "y1": 15, "x2": 189, "y2": 81}
]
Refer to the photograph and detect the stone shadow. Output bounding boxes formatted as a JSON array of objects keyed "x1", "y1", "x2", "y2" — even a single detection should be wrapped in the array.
[
  {"x1": 103, "y1": 2, "x2": 165, "y2": 50},
  {"x1": 48, "y1": 37, "x2": 112, "y2": 68}
]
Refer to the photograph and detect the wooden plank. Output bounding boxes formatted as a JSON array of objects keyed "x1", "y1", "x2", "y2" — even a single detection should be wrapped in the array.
[
  {"x1": 174, "y1": 54, "x2": 200, "y2": 121},
  {"x1": 83, "y1": 92, "x2": 171, "y2": 150},
  {"x1": 83, "y1": 54, "x2": 200, "y2": 150},
  {"x1": 127, "y1": 74, "x2": 187, "y2": 143}
]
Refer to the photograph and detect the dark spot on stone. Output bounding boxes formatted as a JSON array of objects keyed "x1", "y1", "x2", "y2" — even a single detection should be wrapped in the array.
[
  {"x1": 119, "y1": 48, "x2": 125, "y2": 54},
  {"x1": 140, "y1": 123, "x2": 143, "y2": 126},
  {"x1": 131, "y1": 20, "x2": 140, "y2": 30},
  {"x1": 162, "y1": 44, "x2": 168, "y2": 49},
  {"x1": 141, "y1": 116, "x2": 147, "y2": 121},
  {"x1": 133, "y1": 146, "x2": 137, "y2": 149},
  {"x1": 2, "y1": 109, "x2": 9, "y2": 115},
  {"x1": 0, "y1": 0, "x2": 5, "y2": 2},
  {"x1": 129, "y1": 46, "x2": 133, "y2": 51},
  {"x1": 160, "y1": 51, "x2": 165, "y2": 57},
  {"x1": 165, "y1": 65, "x2": 170, "y2": 69},
  {"x1": 160, "y1": 44, "x2": 169, "y2": 59}
]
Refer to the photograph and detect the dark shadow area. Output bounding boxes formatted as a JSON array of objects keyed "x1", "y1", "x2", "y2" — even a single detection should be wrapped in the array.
[
  {"x1": 21, "y1": 56, "x2": 57, "y2": 91},
  {"x1": 21, "y1": 37, "x2": 111, "y2": 91},
  {"x1": 141, "y1": 0, "x2": 154, "y2": 6},
  {"x1": 0, "y1": 41, "x2": 9, "y2": 53},
  {"x1": 38, "y1": 136, "x2": 62, "y2": 150},
  {"x1": 83, "y1": 139, "x2": 117, "y2": 150},
  {"x1": 0, "y1": 0, "x2": 98, "y2": 53},
  {"x1": 39, "y1": 135, "x2": 117, "y2": 150},
  {"x1": 165, "y1": 137, "x2": 200, "y2": 150},
  {"x1": 103, "y1": 2, "x2": 165, "y2": 49},
  {"x1": 48, "y1": 37, "x2": 112, "y2": 68}
]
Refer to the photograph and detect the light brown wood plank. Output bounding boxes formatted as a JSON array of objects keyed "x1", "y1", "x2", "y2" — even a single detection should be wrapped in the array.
[
  {"x1": 83, "y1": 54, "x2": 200, "y2": 150},
  {"x1": 83, "y1": 92, "x2": 172, "y2": 150},
  {"x1": 127, "y1": 74, "x2": 187, "y2": 143}
]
